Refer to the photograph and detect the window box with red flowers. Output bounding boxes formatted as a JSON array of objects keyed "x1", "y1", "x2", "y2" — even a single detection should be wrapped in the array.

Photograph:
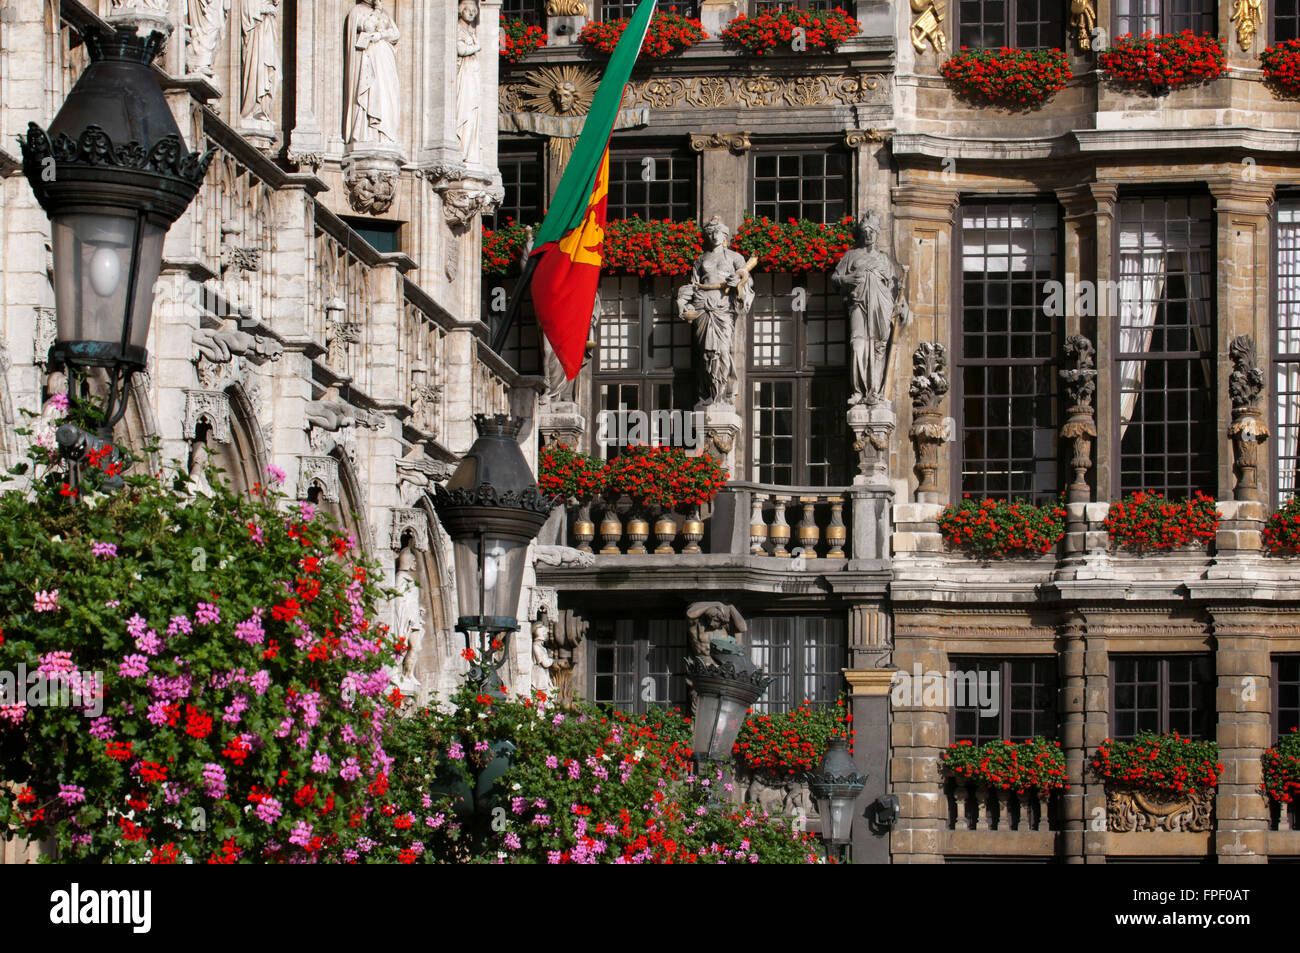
[
  {"x1": 733, "y1": 697, "x2": 852, "y2": 782},
  {"x1": 940, "y1": 47, "x2": 1071, "y2": 108},
  {"x1": 938, "y1": 496, "x2": 1067, "y2": 558},
  {"x1": 942, "y1": 738, "x2": 1068, "y2": 830},
  {"x1": 1103, "y1": 491, "x2": 1218, "y2": 552},
  {"x1": 482, "y1": 218, "x2": 703, "y2": 279},
  {"x1": 538, "y1": 443, "x2": 606, "y2": 503},
  {"x1": 500, "y1": 20, "x2": 547, "y2": 64},
  {"x1": 483, "y1": 220, "x2": 534, "y2": 277},
  {"x1": 1092, "y1": 733, "x2": 1222, "y2": 832},
  {"x1": 601, "y1": 444, "x2": 728, "y2": 512},
  {"x1": 720, "y1": 8, "x2": 861, "y2": 56},
  {"x1": 1262, "y1": 496, "x2": 1300, "y2": 555},
  {"x1": 1263, "y1": 729, "x2": 1300, "y2": 821},
  {"x1": 1097, "y1": 31, "x2": 1226, "y2": 92},
  {"x1": 580, "y1": 10, "x2": 707, "y2": 58},
  {"x1": 1261, "y1": 38, "x2": 1300, "y2": 96},
  {"x1": 731, "y1": 214, "x2": 854, "y2": 274}
]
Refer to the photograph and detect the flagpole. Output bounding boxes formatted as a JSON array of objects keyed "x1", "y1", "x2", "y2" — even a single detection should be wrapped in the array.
[{"x1": 491, "y1": 254, "x2": 539, "y2": 354}]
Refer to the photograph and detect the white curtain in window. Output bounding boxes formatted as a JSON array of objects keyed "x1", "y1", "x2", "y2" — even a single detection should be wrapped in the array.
[
  {"x1": 1278, "y1": 208, "x2": 1300, "y2": 497},
  {"x1": 1182, "y1": 247, "x2": 1215, "y2": 388},
  {"x1": 1117, "y1": 249, "x2": 1166, "y2": 435},
  {"x1": 1115, "y1": 0, "x2": 1162, "y2": 33}
]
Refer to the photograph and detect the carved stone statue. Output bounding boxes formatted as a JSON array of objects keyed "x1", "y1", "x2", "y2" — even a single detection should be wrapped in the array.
[
  {"x1": 188, "y1": 430, "x2": 216, "y2": 499},
  {"x1": 393, "y1": 545, "x2": 426, "y2": 681},
  {"x1": 192, "y1": 325, "x2": 284, "y2": 368},
  {"x1": 187, "y1": 0, "x2": 230, "y2": 78},
  {"x1": 908, "y1": 342, "x2": 949, "y2": 499},
  {"x1": 534, "y1": 544, "x2": 596, "y2": 568},
  {"x1": 831, "y1": 211, "x2": 909, "y2": 406},
  {"x1": 531, "y1": 616, "x2": 557, "y2": 696},
  {"x1": 1230, "y1": 0, "x2": 1263, "y2": 50},
  {"x1": 544, "y1": 289, "x2": 599, "y2": 403},
  {"x1": 305, "y1": 386, "x2": 383, "y2": 434},
  {"x1": 685, "y1": 601, "x2": 747, "y2": 664},
  {"x1": 675, "y1": 218, "x2": 755, "y2": 407},
  {"x1": 345, "y1": 0, "x2": 402, "y2": 149},
  {"x1": 455, "y1": 1, "x2": 482, "y2": 165},
  {"x1": 1069, "y1": 0, "x2": 1097, "y2": 50},
  {"x1": 1228, "y1": 334, "x2": 1268, "y2": 500},
  {"x1": 240, "y1": 0, "x2": 281, "y2": 125},
  {"x1": 1060, "y1": 334, "x2": 1098, "y2": 501}
]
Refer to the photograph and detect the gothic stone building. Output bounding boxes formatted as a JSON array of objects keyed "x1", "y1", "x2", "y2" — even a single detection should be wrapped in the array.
[{"x1": 493, "y1": 0, "x2": 1300, "y2": 864}]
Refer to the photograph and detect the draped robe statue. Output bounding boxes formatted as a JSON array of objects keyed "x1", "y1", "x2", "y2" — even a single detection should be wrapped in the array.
[
  {"x1": 240, "y1": 0, "x2": 281, "y2": 124},
  {"x1": 455, "y1": 1, "x2": 482, "y2": 164},
  {"x1": 345, "y1": 0, "x2": 402, "y2": 148},
  {"x1": 675, "y1": 219, "x2": 755, "y2": 406},
  {"x1": 831, "y1": 212, "x2": 908, "y2": 404},
  {"x1": 187, "y1": 0, "x2": 230, "y2": 78}
]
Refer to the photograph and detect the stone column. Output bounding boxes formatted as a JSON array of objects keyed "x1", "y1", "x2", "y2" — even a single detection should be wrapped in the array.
[
  {"x1": 845, "y1": 663, "x2": 894, "y2": 865},
  {"x1": 1081, "y1": 619, "x2": 1110, "y2": 863},
  {"x1": 1211, "y1": 611, "x2": 1272, "y2": 863},
  {"x1": 1059, "y1": 612, "x2": 1088, "y2": 862},
  {"x1": 287, "y1": 0, "x2": 323, "y2": 171},
  {"x1": 892, "y1": 184, "x2": 958, "y2": 503},
  {"x1": 889, "y1": 619, "x2": 947, "y2": 862},
  {"x1": 691, "y1": 132, "x2": 750, "y2": 234}
]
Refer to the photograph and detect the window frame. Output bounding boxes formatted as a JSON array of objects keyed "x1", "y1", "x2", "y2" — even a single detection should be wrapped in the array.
[
  {"x1": 587, "y1": 618, "x2": 692, "y2": 716},
  {"x1": 753, "y1": 0, "x2": 834, "y2": 11},
  {"x1": 1273, "y1": 194, "x2": 1300, "y2": 507},
  {"x1": 955, "y1": 0, "x2": 1066, "y2": 50},
  {"x1": 746, "y1": 615, "x2": 847, "y2": 713},
  {"x1": 484, "y1": 276, "x2": 542, "y2": 375},
  {"x1": 1112, "y1": 0, "x2": 1216, "y2": 37},
  {"x1": 1276, "y1": 0, "x2": 1300, "y2": 42},
  {"x1": 489, "y1": 144, "x2": 546, "y2": 231},
  {"x1": 598, "y1": 1, "x2": 698, "y2": 18},
  {"x1": 749, "y1": 144, "x2": 853, "y2": 226},
  {"x1": 946, "y1": 655, "x2": 1060, "y2": 744},
  {"x1": 1274, "y1": 654, "x2": 1300, "y2": 742},
  {"x1": 1110, "y1": 190, "x2": 1218, "y2": 500},
  {"x1": 1108, "y1": 654, "x2": 1216, "y2": 740},
  {"x1": 605, "y1": 146, "x2": 699, "y2": 223},
  {"x1": 500, "y1": 0, "x2": 544, "y2": 26},
  {"x1": 950, "y1": 197, "x2": 1064, "y2": 504}
]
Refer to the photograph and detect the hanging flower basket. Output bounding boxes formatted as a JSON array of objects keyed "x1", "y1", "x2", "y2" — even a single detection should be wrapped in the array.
[
  {"x1": 1260, "y1": 38, "x2": 1300, "y2": 96},
  {"x1": 579, "y1": 10, "x2": 707, "y2": 58},
  {"x1": 1097, "y1": 31, "x2": 1226, "y2": 91},
  {"x1": 731, "y1": 214, "x2": 854, "y2": 274},
  {"x1": 938, "y1": 496, "x2": 1067, "y2": 557},
  {"x1": 940, "y1": 47, "x2": 1071, "y2": 107},
  {"x1": 721, "y1": 8, "x2": 861, "y2": 55},
  {"x1": 500, "y1": 20, "x2": 547, "y2": 64},
  {"x1": 1103, "y1": 491, "x2": 1218, "y2": 551}
]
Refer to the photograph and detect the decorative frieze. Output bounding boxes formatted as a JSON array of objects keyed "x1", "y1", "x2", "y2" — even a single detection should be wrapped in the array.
[{"x1": 1107, "y1": 785, "x2": 1214, "y2": 833}]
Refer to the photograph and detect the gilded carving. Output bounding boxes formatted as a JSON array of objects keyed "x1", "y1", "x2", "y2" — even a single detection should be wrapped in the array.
[
  {"x1": 738, "y1": 77, "x2": 780, "y2": 107},
  {"x1": 689, "y1": 131, "x2": 753, "y2": 153},
  {"x1": 546, "y1": 0, "x2": 589, "y2": 15},
  {"x1": 1230, "y1": 0, "x2": 1263, "y2": 51},
  {"x1": 642, "y1": 78, "x2": 686, "y2": 108},
  {"x1": 687, "y1": 76, "x2": 730, "y2": 109},
  {"x1": 1069, "y1": 0, "x2": 1097, "y2": 51},
  {"x1": 909, "y1": 0, "x2": 947, "y2": 54}
]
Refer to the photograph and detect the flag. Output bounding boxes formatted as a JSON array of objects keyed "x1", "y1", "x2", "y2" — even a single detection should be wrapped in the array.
[{"x1": 528, "y1": 0, "x2": 657, "y2": 379}]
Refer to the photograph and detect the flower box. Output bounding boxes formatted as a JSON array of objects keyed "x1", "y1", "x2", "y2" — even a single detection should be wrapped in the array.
[
  {"x1": 721, "y1": 8, "x2": 860, "y2": 56},
  {"x1": 1264, "y1": 497, "x2": 1300, "y2": 555},
  {"x1": 938, "y1": 497, "x2": 1066, "y2": 558},
  {"x1": 733, "y1": 697, "x2": 852, "y2": 780},
  {"x1": 580, "y1": 11, "x2": 707, "y2": 58},
  {"x1": 482, "y1": 218, "x2": 703, "y2": 278},
  {"x1": 499, "y1": 20, "x2": 547, "y2": 64},
  {"x1": 1103, "y1": 491, "x2": 1218, "y2": 552},
  {"x1": 1261, "y1": 38, "x2": 1300, "y2": 96},
  {"x1": 1093, "y1": 733, "x2": 1221, "y2": 832},
  {"x1": 941, "y1": 738, "x2": 1069, "y2": 793},
  {"x1": 538, "y1": 444, "x2": 606, "y2": 503},
  {"x1": 601, "y1": 444, "x2": 728, "y2": 511},
  {"x1": 940, "y1": 47, "x2": 1071, "y2": 107},
  {"x1": 1263, "y1": 728, "x2": 1300, "y2": 804},
  {"x1": 1097, "y1": 31, "x2": 1226, "y2": 92},
  {"x1": 732, "y1": 214, "x2": 854, "y2": 274}
]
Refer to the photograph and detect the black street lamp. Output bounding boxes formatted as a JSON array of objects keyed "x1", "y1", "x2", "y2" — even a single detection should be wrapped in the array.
[
  {"x1": 806, "y1": 734, "x2": 867, "y2": 862},
  {"x1": 685, "y1": 636, "x2": 771, "y2": 770},
  {"x1": 433, "y1": 414, "x2": 555, "y2": 695},
  {"x1": 20, "y1": 26, "x2": 212, "y2": 449}
]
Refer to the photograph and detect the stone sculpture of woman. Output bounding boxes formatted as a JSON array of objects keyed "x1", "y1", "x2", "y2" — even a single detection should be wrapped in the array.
[
  {"x1": 345, "y1": 0, "x2": 402, "y2": 148},
  {"x1": 455, "y1": 1, "x2": 482, "y2": 165},
  {"x1": 675, "y1": 219, "x2": 755, "y2": 406},
  {"x1": 187, "y1": 0, "x2": 230, "y2": 79},
  {"x1": 240, "y1": 0, "x2": 281, "y2": 124}
]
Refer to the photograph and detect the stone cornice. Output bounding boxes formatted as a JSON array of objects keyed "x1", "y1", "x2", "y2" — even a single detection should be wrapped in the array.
[
  {"x1": 1205, "y1": 177, "x2": 1277, "y2": 212},
  {"x1": 844, "y1": 669, "x2": 897, "y2": 697},
  {"x1": 892, "y1": 132, "x2": 1075, "y2": 161},
  {"x1": 891, "y1": 184, "x2": 959, "y2": 222},
  {"x1": 1074, "y1": 127, "x2": 1300, "y2": 154}
]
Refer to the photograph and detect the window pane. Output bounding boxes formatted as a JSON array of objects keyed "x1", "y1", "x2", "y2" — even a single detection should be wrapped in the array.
[
  {"x1": 752, "y1": 380, "x2": 796, "y2": 485},
  {"x1": 959, "y1": 202, "x2": 1060, "y2": 502},
  {"x1": 752, "y1": 150, "x2": 850, "y2": 223},
  {"x1": 1277, "y1": 202, "x2": 1300, "y2": 499},
  {"x1": 607, "y1": 150, "x2": 697, "y2": 222},
  {"x1": 1277, "y1": 656, "x2": 1300, "y2": 737},
  {"x1": 489, "y1": 150, "x2": 544, "y2": 229},
  {"x1": 1118, "y1": 195, "x2": 1216, "y2": 497},
  {"x1": 1280, "y1": 0, "x2": 1300, "y2": 41},
  {"x1": 484, "y1": 277, "x2": 541, "y2": 374}
]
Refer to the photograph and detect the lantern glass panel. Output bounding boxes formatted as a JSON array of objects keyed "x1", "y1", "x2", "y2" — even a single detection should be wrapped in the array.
[{"x1": 452, "y1": 534, "x2": 529, "y2": 625}]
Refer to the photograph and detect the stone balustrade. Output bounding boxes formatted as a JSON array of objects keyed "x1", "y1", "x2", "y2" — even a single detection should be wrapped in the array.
[{"x1": 946, "y1": 780, "x2": 1057, "y2": 832}]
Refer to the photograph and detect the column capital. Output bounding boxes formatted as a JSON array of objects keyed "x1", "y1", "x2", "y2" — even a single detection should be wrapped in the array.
[
  {"x1": 844, "y1": 668, "x2": 897, "y2": 697},
  {"x1": 689, "y1": 131, "x2": 753, "y2": 154},
  {"x1": 892, "y1": 184, "x2": 959, "y2": 224},
  {"x1": 1056, "y1": 183, "x2": 1117, "y2": 219},
  {"x1": 1207, "y1": 177, "x2": 1275, "y2": 214}
]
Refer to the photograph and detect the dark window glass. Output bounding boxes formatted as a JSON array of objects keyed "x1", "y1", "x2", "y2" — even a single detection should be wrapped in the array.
[
  {"x1": 601, "y1": 1, "x2": 696, "y2": 17},
  {"x1": 1279, "y1": 0, "x2": 1300, "y2": 41},
  {"x1": 1276, "y1": 655, "x2": 1300, "y2": 739},
  {"x1": 483, "y1": 277, "x2": 541, "y2": 374},
  {"x1": 959, "y1": 0, "x2": 1064, "y2": 48},
  {"x1": 748, "y1": 616, "x2": 846, "y2": 713},
  {"x1": 607, "y1": 150, "x2": 697, "y2": 222},
  {"x1": 1117, "y1": 195, "x2": 1216, "y2": 498},
  {"x1": 1114, "y1": 0, "x2": 1215, "y2": 36},
  {"x1": 1276, "y1": 201, "x2": 1300, "y2": 501},
  {"x1": 594, "y1": 275, "x2": 694, "y2": 458},
  {"x1": 489, "y1": 150, "x2": 544, "y2": 230},
  {"x1": 1110, "y1": 655, "x2": 1214, "y2": 740},
  {"x1": 753, "y1": 150, "x2": 850, "y2": 224},
  {"x1": 590, "y1": 619, "x2": 690, "y2": 714},
  {"x1": 958, "y1": 202, "x2": 1060, "y2": 502},
  {"x1": 501, "y1": 0, "x2": 543, "y2": 25},
  {"x1": 748, "y1": 273, "x2": 849, "y2": 486},
  {"x1": 343, "y1": 218, "x2": 402, "y2": 255},
  {"x1": 950, "y1": 656, "x2": 1059, "y2": 744},
  {"x1": 755, "y1": 0, "x2": 833, "y2": 10}
]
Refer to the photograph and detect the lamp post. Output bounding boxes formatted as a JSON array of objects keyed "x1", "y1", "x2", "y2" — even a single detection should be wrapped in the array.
[
  {"x1": 20, "y1": 26, "x2": 212, "y2": 467},
  {"x1": 685, "y1": 635, "x2": 771, "y2": 799},
  {"x1": 805, "y1": 734, "x2": 867, "y2": 863},
  {"x1": 433, "y1": 414, "x2": 555, "y2": 697}
]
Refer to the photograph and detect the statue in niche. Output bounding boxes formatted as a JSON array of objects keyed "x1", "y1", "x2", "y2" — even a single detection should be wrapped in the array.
[
  {"x1": 345, "y1": 0, "x2": 402, "y2": 149},
  {"x1": 187, "y1": 0, "x2": 230, "y2": 78},
  {"x1": 675, "y1": 218, "x2": 756, "y2": 407},
  {"x1": 240, "y1": 0, "x2": 281, "y2": 124},
  {"x1": 455, "y1": 1, "x2": 482, "y2": 165},
  {"x1": 531, "y1": 614, "x2": 557, "y2": 697},
  {"x1": 831, "y1": 211, "x2": 909, "y2": 405},
  {"x1": 188, "y1": 428, "x2": 216, "y2": 499},
  {"x1": 392, "y1": 543, "x2": 426, "y2": 681}
]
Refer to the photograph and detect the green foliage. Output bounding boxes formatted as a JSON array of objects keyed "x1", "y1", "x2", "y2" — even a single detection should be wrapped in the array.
[
  {"x1": 1092, "y1": 732, "x2": 1223, "y2": 794},
  {"x1": 942, "y1": 737, "x2": 1069, "y2": 793}
]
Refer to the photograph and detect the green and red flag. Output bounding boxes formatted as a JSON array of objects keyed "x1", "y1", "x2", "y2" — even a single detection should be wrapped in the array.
[{"x1": 527, "y1": 0, "x2": 657, "y2": 379}]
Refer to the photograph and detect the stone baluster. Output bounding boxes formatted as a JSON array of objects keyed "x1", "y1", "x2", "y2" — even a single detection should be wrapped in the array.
[
  {"x1": 769, "y1": 496, "x2": 791, "y2": 558},
  {"x1": 749, "y1": 493, "x2": 769, "y2": 555},
  {"x1": 1037, "y1": 789, "x2": 1052, "y2": 831},
  {"x1": 974, "y1": 784, "x2": 992, "y2": 831},
  {"x1": 825, "y1": 496, "x2": 847, "y2": 559},
  {"x1": 599, "y1": 503, "x2": 623, "y2": 555},
  {"x1": 994, "y1": 788, "x2": 1010, "y2": 830},
  {"x1": 796, "y1": 496, "x2": 820, "y2": 559},
  {"x1": 1017, "y1": 790, "x2": 1035, "y2": 831}
]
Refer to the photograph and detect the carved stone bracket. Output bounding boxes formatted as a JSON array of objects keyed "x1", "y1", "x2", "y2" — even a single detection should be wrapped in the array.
[
  {"x1": 105, "y1": 0, "x2": 173, "y2": 36},
  {"x1": 849, "y1": 401, "x2": 896, "y2": 487},
  {"x1": 529, "y1": 584, "x2": 559, "y2": 623},
  {"x1": 183, "y1": 389, "x2": 233, "y2": 445},
  {"x1": 422, "y1": 164, "x2": 504, "y2": 231},
  {"x1": 221, "y1": 243, "x2": 261, "y2": 275},
  {"x1": 193, "y1": 324, "x2": 284, "y2": 389},
  {"x1": 389, "y1": 507, "x2": 429, "y2": 552},
  {"x1": 343, "y1": 151, "x2": 402, "y2": 216},
  {"x1": 908, "y1": 342, "x2": 948, "y2": 501},
  {"x1": 1060, "y1": 334, "x2": 1097, "y2": 502},
  {"x1": 1229, "y1": 334, "x2": 1268, "y2": 501},
  {"x1": 298, "y1": 454, "x2": 340, "y2": 503},
  {"x1": 698, "y1": 404, "x2": 742, "y2": 474},
  {"x1": 34, "y1": 306, "x2": 56, "y2": 368},
  {"x1": 689, "y1": 131, "x2": 753, "y2": 154},
  {"x1": 844, "y1": 129, "x2": 889, "y2": 149},
  {"x1": 286, "y1": 150, "x2": 324, "y2": 171},
  {"x1": 1107, "y1": 784, "x2": 1214, "y2": 833}
]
